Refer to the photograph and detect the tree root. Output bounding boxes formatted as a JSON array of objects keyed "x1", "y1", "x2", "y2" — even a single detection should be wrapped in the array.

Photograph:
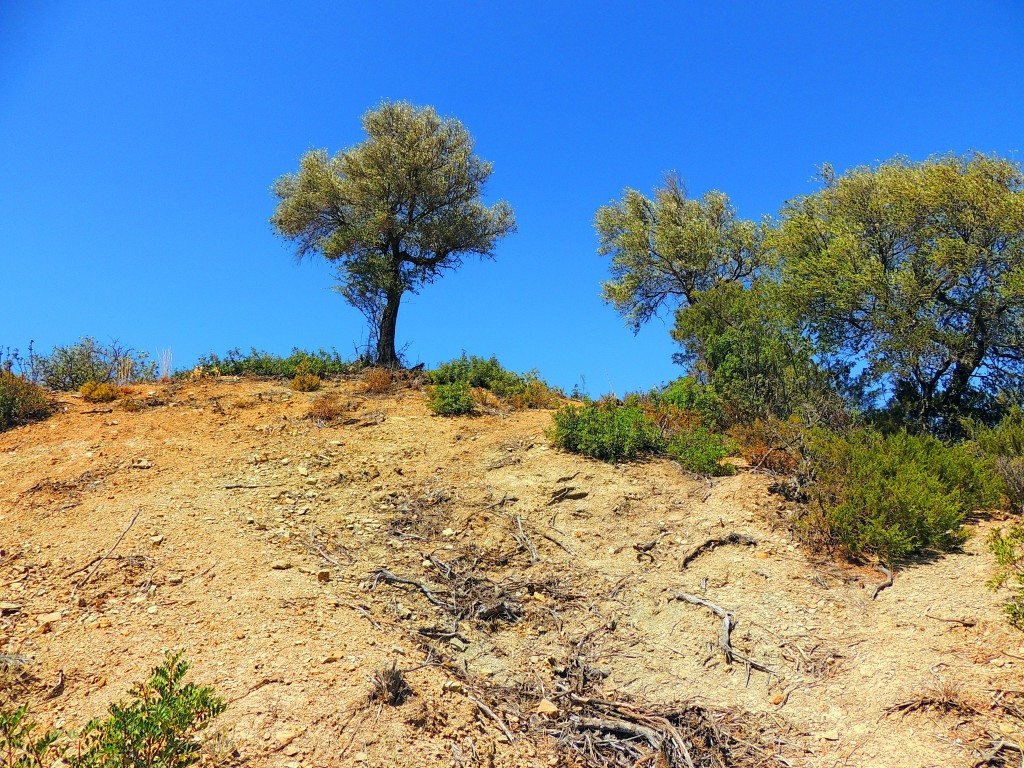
[
  {"x1": 871, "y1": 564, "x2": 893, "y2": 600},
  {"x1": 679, "y1": 533, "x2": 757, "y2": 568},
  {"x1": 673, "y1": 593, "x2": 774, "y2": 676}
]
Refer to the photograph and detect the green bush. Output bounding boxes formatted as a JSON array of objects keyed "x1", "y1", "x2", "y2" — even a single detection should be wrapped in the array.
[
  {"x1": 808, "y1": 429, "x2": 1002, "y2": 563},
  {"x1": 427, "y1": 354, "x2": 559, "y2": 409},
  {"x1": 428, "y1": 382, "x2": 476, "y2": 416},
  {"x1": 195, "y1": 347, "x2": 355, "y2": 378},
  {"x1": 31, "y1": 338, "x2": 156, "y2": 391},
  {"x1": 666, "y1": 427, "x2": 735, "y2": 476},
  {"x1": 0, "y1": 372, "x2": 52, "y2": 432},
  {"x1": 653, "y1": 377, "x2": 724, "y2": 429},
  {"x1": 971, "y1": 407, "x2": 1024, "y2": 513},
  {"x1": 0, "y1": 651, "x2": 224, "y2": 768},
  {"x1": 549, "y1": 399, "x2": 663, "y2": 462},
  {"x1": 989, "y1": 525, "x2": 1024, "y2": 630}
]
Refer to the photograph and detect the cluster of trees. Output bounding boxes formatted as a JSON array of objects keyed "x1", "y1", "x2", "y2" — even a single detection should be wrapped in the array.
[
  {"x1": 271, "y1": 101, "x2": 1023, "y2": 438},
  {"x1": 599, "y1": 153, "x2": 1024, "y2": 436}
]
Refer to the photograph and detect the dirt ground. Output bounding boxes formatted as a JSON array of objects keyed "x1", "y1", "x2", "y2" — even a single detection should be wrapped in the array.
[{"x1": 2, "y1": 375, "x2": 1023, "y2": 767}]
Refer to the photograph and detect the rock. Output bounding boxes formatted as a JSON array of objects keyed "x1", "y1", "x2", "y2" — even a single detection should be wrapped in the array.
[
  {"x1": 441, "y1": 680, "x2": 464, "y2": 693},
  {"x1": 297, "y1": 465, "x2": 309, "y2": 477},
  {"x1": 536, "y1": 698, "x2": 559, "y2": 717},
  {"x1": 754, "y1": 551, "x2": 770, "y2": 559},
  {"x1": 441, "y1": 528, "x2": 455, "y2": 537},
  {"x1": 316, "y1": 569, "x2": 331, "y2": 583},
  {"x1": 167, "y1": 573, "x2": 183, "y2": 585},
  {"x1": 395, "y1": 602, "x2": 412, "y2": 620},
  {"x1": 353, "y1": 752, "x2": 369, "y2": 763},
  {"x1": 449, "y1": 637, "x2": 469, "y2": 652},
  {"x1": 131, "y1": 458, "x2": 152, "y2": 469},
  {"x1": 0, "y1": 602, "x2": 21, "y2": 615},
  {"x1": 771, "y1": 693, "x2": 784, "y2": 705},
  {"x1": 991, "y1": 657, "x2": 1007, "y2": 667},
  {"x1": 271, "y1": 561, "x2": 293, "y2": 570},
  {"x1": 279, "y1": 458, "x2": 290, "y2": 465},
  {"x1": 820, "y1": 730, "x2": 840, "y2": 741},
  {"x1": 36, "y1": 612, "x2": 62, "y2": 625},
  {"x1": 146, "y1": 605, "x2": 158, "y2": 614},
  {"x1": 284, "y1": 745, "x2": 299, "y2": 757},
  {"x1": 275, "y1": 729, "x2": 298, "y2": 746},
  {"x1": 150, "y1": 535, "x2": 164, "y2": 546},
  {"x1": 391, "y1": 645, "x2": 407, "y2": 655}
]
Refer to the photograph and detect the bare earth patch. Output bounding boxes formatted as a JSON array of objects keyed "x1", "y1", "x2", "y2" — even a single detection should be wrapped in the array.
[{"x1": 1, "y1": 377, "x2": 1022, "y2": 767}]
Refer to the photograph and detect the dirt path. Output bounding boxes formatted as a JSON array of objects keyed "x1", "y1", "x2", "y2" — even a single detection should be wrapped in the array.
[{"x1": 2, "y1": 377, "x2": 1022, "y2": 767}]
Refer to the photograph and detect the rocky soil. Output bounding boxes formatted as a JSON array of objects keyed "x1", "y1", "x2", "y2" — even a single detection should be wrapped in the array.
[{"x1": 1, "y1": 375, "x2": 1023, "y2": 767}]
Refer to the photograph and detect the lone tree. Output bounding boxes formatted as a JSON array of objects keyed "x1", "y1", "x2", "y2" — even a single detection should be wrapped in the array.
[{"x1": 271, "y1": 101, "x2": 516, "y2": 366}]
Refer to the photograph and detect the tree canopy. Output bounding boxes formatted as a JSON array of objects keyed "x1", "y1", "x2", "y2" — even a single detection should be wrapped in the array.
[
  {"x1": 270, "y1": 101, "x2": 516, "y2": 366},
  {"x1": 597, "y1": 153, "x2": 1024, "y2": 433},
  {"x1": 777, "y1": 153, "x2": 1024, "y2": 431}
]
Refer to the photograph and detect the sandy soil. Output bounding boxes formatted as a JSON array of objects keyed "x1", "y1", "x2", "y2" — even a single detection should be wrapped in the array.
[{"x1": 1, "y1": 375, "x2": 1022, "y2": 768}]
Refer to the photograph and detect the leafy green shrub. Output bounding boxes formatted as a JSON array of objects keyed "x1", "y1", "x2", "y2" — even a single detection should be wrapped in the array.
[
  {"x1": 971, "y1": 407, "x2": 1024, "y2": 513},
  {"x1": 31, "y1": 338, "x2": 156, "y2": 391},
  {"x1": 195, "y1": 347, "x2": 354, "y2": 379},
  {"x1": 428, "y1": 382, "x2": 475, "y2": 416},
  {"x1": 0, "y1": 372, "x2": 52, "y2": 432},
  {"x1": 1, "y1": 705, "x2": 63, "y2": 767},
  {"x1": 989, "y1": 525, "x2": 1024, "y2": 630},
  {"x1": 666, "y1": 427, "x2": 735, "y2": 476},
  {"x1": 79, "y1": 381, "x2": 120, "y2": 403},
  {"x1": 653, "y1": 377, "x2": 724, "y2": 429},
  {"x1": 0, "y1": 651, "x2": 224, "y2": 768},
  {"x1": 550, "y1": 399, "x2": 663, "y2": 462},
  {"x1": 808, "y1": 429, "x2": 1002, "y2": 563},
  {"x1": 427, "y1": 355, "x2": 559, "y2": 409},
  {"x1": 74, "y1": 650, "x2": 225, "y2": 768}
]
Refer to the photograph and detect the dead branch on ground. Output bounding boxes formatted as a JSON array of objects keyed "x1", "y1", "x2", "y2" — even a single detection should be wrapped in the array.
[{"x1": 679, "y1": 534, "x2": 757, "y2": 569}]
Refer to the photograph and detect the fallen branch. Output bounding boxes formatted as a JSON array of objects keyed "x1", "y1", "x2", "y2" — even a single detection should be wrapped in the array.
[
  {"x1": 871, "y1": 563, "x2": 893, "y2": 600},
  {"x1": 223, "y1": 483, "x2": 279, "y2": 489},
  {"x1": 370, "y1": 569, "x2": 451, "y2": 609},
  {"x1": 512, "y1": 515, "x2": 539, "y2": 562},
  {"x1": 925, "y1": 613, "x2": 976, "y2": 627},
  {"x1": 679, "y1": 533, "x2": 757, "y2": 568},
  {"x1": 673, "y1": 592, "x2": 774, "y2": 675},
  {"x1": 71, "y1": 509, "x2": 141, "y2": 599},
  {"x1": 470, "y1": 697, "x2": 520, "y2": 755}
]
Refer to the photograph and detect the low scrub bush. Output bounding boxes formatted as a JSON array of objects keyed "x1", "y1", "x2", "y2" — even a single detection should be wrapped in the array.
[
  {"x1": 290, "y1": 361, "x2": 321, "y2": 392},
  {"x1": 0, "y1": 372, "x2": 52, "y2": 432},
  {"x1": 667, "y1": 428, "x2": 735, "y2": 476},
  {"x1": 807, "y1": 429, "x2": 1002, "y2": 563},
  {"x1": 31, "y1": 338, "x2": 155, "y2": 391},
  {"x1": 195, "y1": 347, "x2": 354, "y2": 379},
  {"x1": 989, "y1": 525, "x2": 1024, "y2": 630},
  {"x1": 427, "y1": 355, "x2": 559, "y2": 409},
  {"x1": 549, "y1": 399, "x2": 663, "y2": 462},
  {"x1": 428, "y1": 382, "x2": 475, "y2": 416},
  {"x1": 307, "y1": 395, "x2": 347, "y2": 422},
  {"x1": 79, "y1": 381, "x2": 120, "y2": 403},
  {"x1": 0, "y1": 651, "x2": 224, "y2": 768},
  {"x1": 652, "y1": 377, "x2": 724, "y2": 430},
  {"x1": 971, "y1": 407, "x2": 1024, "y2": 513},
  {"x1": 364, "y1": 368, "x2": 394, "y2": 394}
]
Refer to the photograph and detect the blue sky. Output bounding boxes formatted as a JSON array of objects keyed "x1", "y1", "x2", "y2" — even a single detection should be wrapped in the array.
[{"x1": 2, "y1": 1, "x2": 1022, "y2": 394}]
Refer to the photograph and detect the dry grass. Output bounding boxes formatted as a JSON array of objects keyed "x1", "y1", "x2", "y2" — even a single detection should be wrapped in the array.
[
  {"x1": 80, "y1": 381, "x2": 120, "y2": 402},
  {"x1": 368, "y1": 663, "x2": 413, "y2": 707},
  {"x1": 364, "y1": 368, "x2": 394, "y2": 394},
  {"x1": 291, "y1": 373, "x2": 321, "y2": 392},
  {"x1": 307, "y1": 395, "x2": 346, "y2": 423}
]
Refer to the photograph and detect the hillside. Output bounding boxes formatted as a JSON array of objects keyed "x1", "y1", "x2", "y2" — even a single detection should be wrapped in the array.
[{"x1": 1, "y1": 374, "x2": 1022, "y2": 768}]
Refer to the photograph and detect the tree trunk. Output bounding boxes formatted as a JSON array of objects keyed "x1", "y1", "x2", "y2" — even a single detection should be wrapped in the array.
[{"x1": 375, "y1": 288, "x2": 402, "y2": 367}]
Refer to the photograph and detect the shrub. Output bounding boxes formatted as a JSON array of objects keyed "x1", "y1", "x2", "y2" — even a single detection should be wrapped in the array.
[
  {"x1": 74, "y1": 650, "x2": 225, "y2": 768},
  {"x1": 307, "y1": 395, "x2": 347, "y2": 423},
  {"x1": 427, "y1": 355, "x2": 559, "y2": 409},
  {"x1": 364, "y1": 368, "x2": 393, "y2": 394},
  {"x1": 549, "y1": 399, "x2": 663, "y2": 462},
  {"x1": 807, "y1": 429, "x2": 1002, "y2": 563},
  {"x1": 80, "y1": 382, "x2": 120, "y2": 403},
  {"x1": 0, "y1": 372, "x2": 52, "y2": 432},
  {"x1": 195, "y1": 347, "x2": 354, "y2": 379},
  {"x1": 989, "y1": 525, "x2": 1024, "y2": 630},
  {"x1": 32, "y1": 338, "x2": 156, "y2": 391},
  {"x1": 428, "y1": 382, "x2": 475, "y2": 416},
  {"x1": 652, "y1": 377, "x2": 724, "y2": 430},
  {"x1": 290, "y1": 361, "x2": 321, "y2": 392},
  {"x1": 666, "y1": 428, "x2": 735, "y2": 476},
  {"x1": 120, "y1": 397, "x2": 144, "y2": 413},
  {"x1": 971, "y1": 407, "x2": 1024, "y2": 513},
  {"x1": 0, "y1": 705, "x2": 63, "y2": 768},
  {"x1": 0, "y1": 651, "x2": 224, "y2": 768}
]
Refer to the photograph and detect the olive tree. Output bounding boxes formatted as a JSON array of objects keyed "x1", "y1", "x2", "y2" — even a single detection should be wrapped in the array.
[
  {"x1": 776, "y1": 152, "x2": 1024, "y2": 432},
  {"x1": 271, "y1": 101, "x2": 516, "y2": 366}
]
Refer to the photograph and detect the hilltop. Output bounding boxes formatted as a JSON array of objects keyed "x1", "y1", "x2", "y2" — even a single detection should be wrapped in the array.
[{"x1": 1, "y1": 374, "x2": 1021, "y2": 768}]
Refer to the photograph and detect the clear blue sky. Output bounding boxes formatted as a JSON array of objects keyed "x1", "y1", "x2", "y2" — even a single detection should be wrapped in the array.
[{"x1": 2, "y1": 1, "x2": 1022, "y2": 394}]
